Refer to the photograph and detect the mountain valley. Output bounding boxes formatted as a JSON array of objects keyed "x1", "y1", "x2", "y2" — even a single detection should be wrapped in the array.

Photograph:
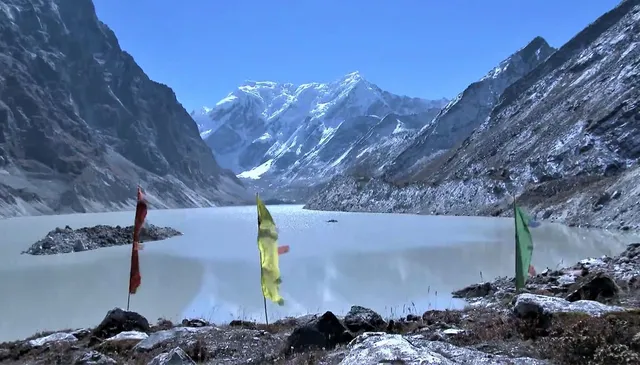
[
  {"x1": 2, "y1": 0, "x2": 638, "y2": 230},
  {"x1": 306, "y1": 0, "x2": 640, "y2": 231},
  {"x1": 194, "y1": 33, "x2": 558, "y2": 203},
  {"x1": 191, "y1": 72, "x2": 449, "y2": 201}
]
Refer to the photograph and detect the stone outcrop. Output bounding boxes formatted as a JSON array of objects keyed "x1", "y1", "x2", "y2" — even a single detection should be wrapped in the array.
[{"x1": 23, "y1": 223, "x2": 182, "y2": 255}]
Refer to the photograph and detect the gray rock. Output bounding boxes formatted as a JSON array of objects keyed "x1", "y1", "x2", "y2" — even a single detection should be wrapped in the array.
[
  {"x1": 272, "y1": 314, "x2": 319, "y2": 328},
  {"x1": 565, "y1": 272, "x2": 620, "y2": 302},
  {"x1": 134, "y1": 327, "x2": 214, "y2": 352},
  {"x1": 147, "y1": 347, "x2": 195, "y2": 365},
  {"x1": 74, "y1": 350, "x2": 117, "y2": 365},
  {"x1": 0, "y1": 348, "x2": 9, "y2": 361},
  {"x1": 24, "y1": 223, "x2": 182, "y2": 255},
  {"x1": 631, "y1": 332, "x2": 640, "y2": 351},
  {"x1": 339, "y1": 332, "x2": 548, "y2": 365},
  {"x1": 441, "y1": 328, "x2": 465, "y2": 335},
  {"x1": 452, "y1": 282, "x2": 494, "y2": 299},
  {"x1": 74, "y1": 240, "x2": 87, "y2": 252},
  {"x1": 70, "y1": 328, "x2": 92, "y2": 339},
  {"x1": 284, "y1": 311, "x2": 354, "y2": 355},
  {"x1": 341, "y1": 332, "x2": 455, "y2": 365},
  {"x1": 27, "y1": 332, "x2": 78, "y2": 347},
  {"x1": 514, "y1": 293, "x2": 624, "y2": 318},
  {"x1": 105, "y1": 330, "x2": 149, "y2": 342},
  {"x1": 181, "y1": 318, "x2": 209, "y2": 327},
  {"x1": 91, "y1": 308, "x2": 150, "y2": 344},
  {"x1": 343, "y1": 305, "x2": 387, "y2": 333}
]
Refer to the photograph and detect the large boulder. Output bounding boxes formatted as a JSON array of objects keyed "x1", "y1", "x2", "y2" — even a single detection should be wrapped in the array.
[
  {"x1": 104, "y1": 331, "x2": 149, "y2": 342},
  {"x1": 565, "y1": 272, "x2": 620, "y2": 302},
  {"x1": 343, "y1": 306, "x2": 387, "y2": 333},
  {"x1": 513, "y1": 293, "x2": 625, "y2": 331},
  {"x1": 134, "y1": 327, "x2": 213, "y2": 352},
  {"x1": 91, "y1": 308, "x2": 150, "y2": 343},
  {"x1": 339, "y1": 332, "x2": 548, "y2": 365},
  {"x1": 451, "y1": 282, "x2": 495, "y2": 298},
  {"x1": 514, "y1": 293, "x2": 625, "y2": 319},
  {"x1": 284, "y1": 311, "x2": 354, "y2": 355},
  {"x1": 28, "y1": 332, "x2": 78, "y2": 348},
  {"x1": 73, "y1": 350, "x2": 117, "y2": 365}
]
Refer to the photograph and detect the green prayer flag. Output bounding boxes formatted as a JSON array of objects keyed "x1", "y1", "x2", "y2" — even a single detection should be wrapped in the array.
[{"x1": 514, "y1": 205, "x2": 534, "y2": 291}]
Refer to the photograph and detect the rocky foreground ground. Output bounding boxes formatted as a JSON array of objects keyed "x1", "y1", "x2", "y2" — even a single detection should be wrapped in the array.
[
  {"x1": 4, "y1": 243, "x2": 640, "y2": 364},
  {"x1": 23, "y1": 224, "x2": 182, "y2": 255}
]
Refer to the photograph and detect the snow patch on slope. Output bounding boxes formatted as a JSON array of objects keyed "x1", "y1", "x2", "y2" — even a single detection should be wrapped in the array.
[{"x1": 237, "y1": 159, "x2": 274, "y2": 180}]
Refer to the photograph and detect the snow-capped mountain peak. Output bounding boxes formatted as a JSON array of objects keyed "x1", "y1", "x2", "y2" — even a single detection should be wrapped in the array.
[
  {"x1": 192, "y1": 72, "x2": 449, "y2": 191},
  {"x1": 337, "y1": 70, "x2": 364, "y2": 86},
  {"x1": 192, "y1": 70, "x2": 416, "y2": 138}
]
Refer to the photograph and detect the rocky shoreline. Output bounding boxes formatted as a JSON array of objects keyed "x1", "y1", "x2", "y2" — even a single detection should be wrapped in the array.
[
  {"x1": 4, "y1": 243, "x2": 640, "y2": 364},
  {"x1": 23, "y1": 224, "x2": 183, "y2": 255},
  {"x1": 453, "y1": 242, "x2": 640, "y2": 308},
  {"x1": 303, "y1": 174, "x2": 640, "y2": 233}
]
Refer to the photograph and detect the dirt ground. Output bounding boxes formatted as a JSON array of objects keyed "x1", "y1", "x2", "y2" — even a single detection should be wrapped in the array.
[{"x1": 2, "y1": 303, "x2": 640, "y2": 365}]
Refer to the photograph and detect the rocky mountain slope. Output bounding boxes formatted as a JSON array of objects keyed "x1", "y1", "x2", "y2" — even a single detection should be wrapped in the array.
[
  {"x1": 192, "y1": 72, "x2": 448, "y2": 200},
  {"x1": 383, "y1": 37, "x2": 556, "y2": 183},
  {"x1": 0, "y1": 0, "x2": 250, "y2": 217},
  {"x1": 306, "y1": 0, "x2": 640, "y2": 230}
]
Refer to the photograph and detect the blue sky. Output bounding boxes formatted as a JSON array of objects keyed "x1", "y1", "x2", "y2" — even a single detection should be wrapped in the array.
[{"x1": 93, "y1": 0, "x2": 620, "y2": 112}]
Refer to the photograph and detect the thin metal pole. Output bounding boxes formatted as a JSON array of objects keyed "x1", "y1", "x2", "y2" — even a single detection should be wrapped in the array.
[
  {"x1": 262, "y1": 294, "x2": 269, "y2": 325},
  {"x1": 513, "y1": 192, "x2": 519, "y2": 293},
  {"x1": 126, "y1": 293, "x2": 131, "y2": 311}
]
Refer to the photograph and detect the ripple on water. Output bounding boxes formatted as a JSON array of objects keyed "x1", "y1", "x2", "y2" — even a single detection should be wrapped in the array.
[{"x1": 0, "y1": 205, "x2": 639, "y2": 341}]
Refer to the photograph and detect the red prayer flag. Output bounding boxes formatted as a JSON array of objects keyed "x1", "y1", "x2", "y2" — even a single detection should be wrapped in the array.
[
  {"x1": 129, "y1": 186, "x2": 147, "y2": 295},
  {"x1": 278, "y1": 245, "x2": 290, "y2": 255}
]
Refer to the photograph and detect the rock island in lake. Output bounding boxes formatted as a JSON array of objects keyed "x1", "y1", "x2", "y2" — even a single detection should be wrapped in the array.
[{"x1": 23, "y1": 224, "x2": 182, "y2": 255}]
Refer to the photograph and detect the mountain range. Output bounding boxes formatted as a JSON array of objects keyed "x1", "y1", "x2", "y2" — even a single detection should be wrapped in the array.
[
  {"x1": 0, "y1": 0, "x2": 250, "y2": 217},
  {"x1": 306, "y1": 0, "x2": 640, "y2": 230},
  {"x1": 193, "y1": 32, "x2": 558, "y2": 202},
  {"x1": 191, "y1": 72, "x2": 448, "y2": 200},
  {"x1": 2, "y1": 0, "x2": 638, "y2": 232}
]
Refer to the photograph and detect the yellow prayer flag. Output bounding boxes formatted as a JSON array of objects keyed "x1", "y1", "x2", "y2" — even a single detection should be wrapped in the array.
[{"x1": 256, "y1": 194, "x2": 285, "y2": 305}]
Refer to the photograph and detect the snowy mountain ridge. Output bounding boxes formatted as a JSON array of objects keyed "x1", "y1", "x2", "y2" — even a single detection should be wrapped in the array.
[
  {"x1": 305, "y1": 0, "x2": 640, "y2": 231},
  {"x1": 191, "y1": 71, "x2": 448, "y2": 198},
  {"x1": 193, "y1": 71, "x2": 444, "y2": 139}
]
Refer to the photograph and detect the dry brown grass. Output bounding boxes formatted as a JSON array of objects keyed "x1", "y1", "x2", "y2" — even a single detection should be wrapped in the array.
[
  {"x1": 442, "y1": 308, "x2": 640, "y2": 365},
  {"x1": 534, "y1": 310, "x2": 640, "y2": 365},
  {"x1": 4, "y1": 306, "x2": 640, "y2": 365},
  {"x1": 0, "y1": 341, "x2": 77, "y2": 365}
]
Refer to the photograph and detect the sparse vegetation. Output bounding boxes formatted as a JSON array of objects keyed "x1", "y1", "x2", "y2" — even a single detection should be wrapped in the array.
[{"x1": 4, "y1": 304, "x2": 640, "y2": 364}]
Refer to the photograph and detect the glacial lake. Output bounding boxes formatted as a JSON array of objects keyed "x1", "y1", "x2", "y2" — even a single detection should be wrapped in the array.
[{"x1": 0, "y1": 205, "x2": 638, "y2": 342}]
